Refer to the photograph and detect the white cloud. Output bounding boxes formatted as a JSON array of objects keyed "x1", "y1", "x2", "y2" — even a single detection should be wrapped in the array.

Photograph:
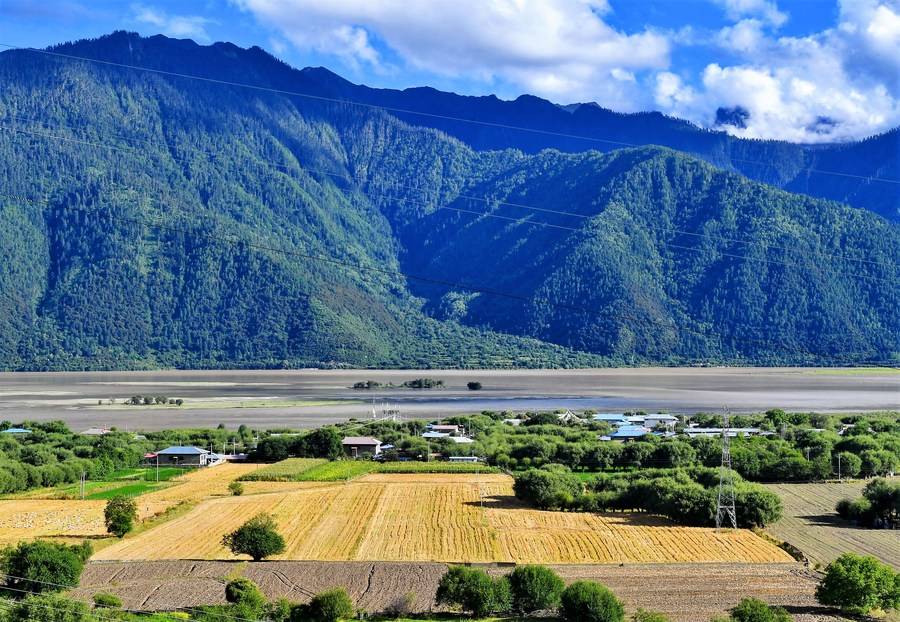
[
  {"x1": 233, "y1": 0, "x2": 669, "y2": 110},
  {"x1": 716, "y1": 19, "x2": 766, "y2": 52},
  {"x1": 657, "y1": 0, "x2": 900, "y2": 142},
  {"x1": 132, "y1": 4, "x2": 214, "y2": 41},
  {"x1": 234, "y1": 0, "x2": 898, "y2": 142},
  {"x1": 713, "y1": 0, "x2": 788, "y2": 27}
]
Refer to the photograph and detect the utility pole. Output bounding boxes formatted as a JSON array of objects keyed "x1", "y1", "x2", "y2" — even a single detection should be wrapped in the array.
[
  {"x1": 716, "y1": 406, "x2": 737, "y2": 531},
  {"x1": 837, "y1": 453, "x2": 842, "y2": 481},
  {"x1": 80, "y1": 471, "x2": 85, "y2": 500}
]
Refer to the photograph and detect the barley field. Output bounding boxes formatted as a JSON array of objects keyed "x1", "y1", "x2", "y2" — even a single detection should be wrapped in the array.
[
  {"x1": 0, "y1": 500, "x2": 108, "y2": 544},
  {"x1": 764, "y1": 480, "x2": 900, "y2": 568},
  {"x1": 95, "y1": 473, "x2": 792, "y2": 564},
  {"x1": 0, "y1": 463, "x2": 260, "y2": 545}
]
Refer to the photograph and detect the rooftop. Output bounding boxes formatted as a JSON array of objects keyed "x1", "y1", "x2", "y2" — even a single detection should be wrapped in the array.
[
  {"x1": 156, "y1": 446, "x2": 210, "y2": 455},
  {"x1": 342, "y1": 436, "x2": 381, "y2": 445}
]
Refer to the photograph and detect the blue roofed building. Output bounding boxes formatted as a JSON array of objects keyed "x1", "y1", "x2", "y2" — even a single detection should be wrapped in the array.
[
  {"x1": 148, "y1": 446, "x2": 220, "y2": 467},
  {"x1": 592, "y1": 413, "x2": 629, "y2": 425},
  {"x1": 0, "y1": 427, "x2": 31, "y2": 435},
  {"x1": 609, "y1": 425, "x2": 650, "y2": 441}
]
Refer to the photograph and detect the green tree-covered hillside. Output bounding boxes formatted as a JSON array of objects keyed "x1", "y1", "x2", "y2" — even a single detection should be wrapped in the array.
[{"x1": 0, "y1": 32, "x2": 896, "y2": 369}]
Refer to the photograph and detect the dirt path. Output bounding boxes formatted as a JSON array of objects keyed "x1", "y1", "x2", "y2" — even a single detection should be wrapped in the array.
[{"x1": 73, "y1": 560, "x2": 849, "y2": 621}]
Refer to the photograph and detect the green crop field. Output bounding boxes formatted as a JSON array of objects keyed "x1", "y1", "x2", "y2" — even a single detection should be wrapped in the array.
[
  {"x1": 237, "y1": 458, "x2": 328, "y2": 481},
  {"x1": 295, "y1": 461, "x2": 379, "y2": 481},
  {"x1": 86, "y1": 482, "x2": 165, "y2": 500},
  {"x1": 375, "y1": 462, "x2": 499, "y2": 474}
]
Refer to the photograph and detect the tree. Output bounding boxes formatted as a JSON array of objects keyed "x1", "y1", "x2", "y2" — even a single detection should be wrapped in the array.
[
  {"x1": 301, "y1": 427, "x2": 343, "y2": 460},
  {"x1": 525, "y1": 412, "x2": 560, "y2": 426},
  {"x1": 7, "y1": 593, "x2": 92, "y2": 622},
  {"x1": 1, "y1": 540, "x2": 91, "y2": 594},
  {"x1": 508, "y1": 564, "x2": 565, "y2": 613},
  {"x1": 104, "y1": 495, "x2": 137, "y2": 537},
  {"x1": 735, "y1": 488, "x2": 783, "y2": 528},
  {"x1": 228, "y1": 481, "x2": 244, "y2": 496},
  {"x1": 222, "y1": 513, "x2": 285, "y2": 561},
  {"x1": 835, "y1": 452, "x2": 862, "y2": 478},
  {"x1": 513, "y1": 468, "x2": 582, "y2": 509},
  {"x1": 302, "y1": 588, "x2": 354, "y2": 622},
  {"x1": 560, "y1": 581, "x2": 624, "y2": 622},
  {"x1": 729, "y1": 597, "x2": 792, "y2": 622},
  {"x1": 816, "y1": 553, "x2": 900, "y2": 614},
  {"x1": 436, "y1": 566, "x2": 511, "y2": 617}
]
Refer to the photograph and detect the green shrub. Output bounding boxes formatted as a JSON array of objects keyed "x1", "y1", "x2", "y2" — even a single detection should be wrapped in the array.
[
  {"x1": 302, "y1": 588, "x2": 355, "y2": 622},
  {"x1": 513, "y1": 468, "x2": 582, "y2": 509},
  {"x1": 1, "y1": 540, "x2": 91, "y2": 594},
  {"x1": 224, "y1": 578, "x2": 265, "y2": 608},
  {"x1": 436, "y1": 565, "x2": 511, "y2": 617},
  {"x1": 560, "y1": 580, "x2": 624, "y2": 622},
  {"x1": 228, "y1": 481, "x2": 244, "y2": 496},
  {"x1": 816, "y1": 553, "x2": 900, "y2": 613},
  {"x1": 631, "y1": 610, "x2": 672, "y2": 622},
  {"x1": 508, "y1": 564, "x2": 565, "y2": 613},
  {"x1": 729, "y1": 597, "x2": 792, "y2": 622},
  {"x1": 92, "y1": 592, "x2": 122, "y2": 609},
  {"x1": 222, "y1": 513, "x2": 285, "y2": 561},
  {"x1": 104, "y1": 495, "x2": 138, "y2": 537},
  {"x1": 7, "y1": 593, "x2": 92, "y2": 622}
]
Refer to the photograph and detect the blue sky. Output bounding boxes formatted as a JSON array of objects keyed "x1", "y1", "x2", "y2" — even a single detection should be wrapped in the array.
[{"x1": 0, "y1": 0, "x2": 897, "y2": 143}]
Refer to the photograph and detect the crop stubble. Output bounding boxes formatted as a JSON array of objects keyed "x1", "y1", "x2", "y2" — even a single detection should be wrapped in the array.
[{"x1": 95, "y1": 473, "x2": 792, "y2": 564}]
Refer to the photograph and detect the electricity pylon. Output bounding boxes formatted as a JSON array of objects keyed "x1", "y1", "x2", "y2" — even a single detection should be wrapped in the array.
[{"x1": 716, "y1": 406, "x2": 737, "y2": 531}]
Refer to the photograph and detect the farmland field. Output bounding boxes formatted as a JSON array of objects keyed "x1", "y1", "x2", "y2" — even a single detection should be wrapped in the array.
[
  {"x1": 236, "y1": 458, "x2": 327, "y2": 481},
  {"x1": 94, "y1": 473, "x2": 792, "y2": 564},
  {"x1": 764, "y1": 480, "x2": 900, "y2": 568},
  {"x1": 72, "y1": 560, "x2": 841, "y2": 622},
  {"x1": 0, "y1": 462, "x2": 258, "y2": 545}
]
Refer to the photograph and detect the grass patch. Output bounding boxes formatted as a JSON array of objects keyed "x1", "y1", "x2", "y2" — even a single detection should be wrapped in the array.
[
  {"x1": 807, "y1": 367, "x2": 899, "y2": 376},
  {"x1": 375, "y1": 462, "x2": 499, "y2": 474},
  {"x1": 141, "y1": 467, "x2": 189, "y2": 482},
  {"x1": 237, "y1": 458, "x2": 327, "y2": 482},
  {"x1": 85, "y1": 482, "x2": 164, "y2": 500}
]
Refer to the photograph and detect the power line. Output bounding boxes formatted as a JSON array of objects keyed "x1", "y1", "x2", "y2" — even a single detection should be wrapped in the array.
[
  {"x1": 1, "y1": 121, "x2": 895, "y2": 285},
  {"x1": 0, "y1": 42, "x2": 897, "y2": 187},
  {"x1": 1, "y1": 110, "x2": 894, "y2": 271},
  {"x1": 1, "y1": 190, "x2": 894, "y2": 364},
  {"x1": 0, "y1": 573, "x2": 274, "y2": 622}
]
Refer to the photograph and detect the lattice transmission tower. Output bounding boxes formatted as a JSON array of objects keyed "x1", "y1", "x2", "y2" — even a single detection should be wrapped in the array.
[{"x1": 716, "y1": 406, "x2": 737, "y2": 531}]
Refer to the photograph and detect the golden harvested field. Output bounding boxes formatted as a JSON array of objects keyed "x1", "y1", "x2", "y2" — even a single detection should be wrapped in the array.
[
  {"x1": 96, "y1": 473, "x2": 792, "y2": 564},
  {"x1": 135, "y1": 462, "x2": 259, "y2": 518},
  {"x1": 0, "y1": 500, "x2": 107, "y2": 544},
  {"x1": 765, "y1": 480, "x2": 900, "y2": 568},
  {"x1": 0, "y1": 463, "x2": 260, "y2": 546}
]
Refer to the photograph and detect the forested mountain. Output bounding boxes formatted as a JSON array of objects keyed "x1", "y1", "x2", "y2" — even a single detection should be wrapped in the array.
[
  {"x1": 28, "y1": 31, "x2": 899, "y2": 222},
  {"x1": 0, "y1": 32, "x2": 896, "y2": 370}
]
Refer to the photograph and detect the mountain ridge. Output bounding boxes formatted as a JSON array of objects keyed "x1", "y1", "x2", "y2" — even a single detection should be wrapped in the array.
[
  {"x1": 32, "y1": 31, "x2": 900, "y2": 222},
  {"x1": 0, "y1": 32, "x2": 896, "y2": 370}
]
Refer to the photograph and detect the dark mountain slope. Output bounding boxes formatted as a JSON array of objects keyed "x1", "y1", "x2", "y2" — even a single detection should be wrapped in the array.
[
  {"x1": 342, "y1": 118, "x2": 898, "y2": 363},
  {"x1": 0, "y1": 32, "x2": 896, "y2": 369},
  {"x1": 41, "y1": 31, "x2": 900, "y2": 222}
]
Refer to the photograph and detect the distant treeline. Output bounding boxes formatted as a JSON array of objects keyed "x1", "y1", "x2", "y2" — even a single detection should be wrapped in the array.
[{"x1": 351, "y1": 378, "x2": 445, "y2": 389}]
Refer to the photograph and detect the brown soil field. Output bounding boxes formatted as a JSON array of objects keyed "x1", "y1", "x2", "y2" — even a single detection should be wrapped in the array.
[
  {"x1": 765, "y1": 480, "x2": 900, "y2": 568},
  {"x1": 72, "y1": 560, "x2": 848, "y2": 622},
  {"x1": 94, "y1": 474, "x2": 792, "y2": 564}
]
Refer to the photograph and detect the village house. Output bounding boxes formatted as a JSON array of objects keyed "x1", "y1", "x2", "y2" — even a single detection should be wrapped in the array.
[
  {"x1": 342, "y1": 436, "x2": 382, "y2": 458},
  {"x1": 147, "y1": 446, "x2": 220, "y2": 467}
]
